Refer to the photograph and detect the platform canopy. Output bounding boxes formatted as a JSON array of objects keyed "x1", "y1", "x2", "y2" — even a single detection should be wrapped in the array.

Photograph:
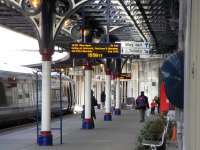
[{"x1": 0, "y1": 0, "x2": 179, "y2": 67}]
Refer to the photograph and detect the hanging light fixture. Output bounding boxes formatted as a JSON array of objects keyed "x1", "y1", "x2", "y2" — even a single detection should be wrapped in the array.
[
  {"x1": 22, "y1": 0, "x2": 42, "y2": 15},
  {"x1": 83, "y1": 28, "x2": 90, "y2": 37},
  {"x1": 64, "y1": 19, "x2": 72, "y2": 28},
  {"x1": 28, "y1": 0, "x2": 43, "y2": 9},
  {"x1": 61, "y1": 68, "x2": 65, "y2": 73}
]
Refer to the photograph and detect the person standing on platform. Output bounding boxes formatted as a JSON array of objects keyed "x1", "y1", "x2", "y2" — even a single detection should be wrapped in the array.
[
  {"x1": 155, "y1": 96, "x2": 160, "y2": 113},
  {"x1": 81, "y1": 90, "x2": 98, "y2": 127},
  {"x1": 150, "y1": 98, "x2": 157, "y2": 115},
  {"x1": 91, "y1": 90, "x2": 97, "y2": 120},
  {"x1": 136, "y1": 91, "x2": 149, "y2": 122},
  {"x1": 100, "y1": 90, "x2": 106, "y2": 108}
]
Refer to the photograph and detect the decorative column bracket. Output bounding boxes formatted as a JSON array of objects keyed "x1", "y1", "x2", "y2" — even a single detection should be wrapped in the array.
[{"x1": 7, "y1": 0, "x2": 89, "y2": 41}]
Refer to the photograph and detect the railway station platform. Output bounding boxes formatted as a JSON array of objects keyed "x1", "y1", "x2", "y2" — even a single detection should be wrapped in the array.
[{"x1": 0, "y1": 110, "x2": 177, "y2": 150}]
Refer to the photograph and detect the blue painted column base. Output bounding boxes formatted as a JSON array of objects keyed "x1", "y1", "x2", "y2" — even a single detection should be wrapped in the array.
[
  {"x1": 82, "y1": 118, "x2": 94, "y2": 129},
  {"x1": 115, "y1": 109, "x2": 121, "y2": 115},
  {"x1": 37, "y1": 131, "x2": 53, "y2": 146},
  {"x1": 104, "y1": 113, "x2": 112, "y2": 121}
]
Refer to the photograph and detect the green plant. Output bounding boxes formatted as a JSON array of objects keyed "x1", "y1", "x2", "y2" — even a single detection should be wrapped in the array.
[
  {"x1": 134, "y1": 117, "x2": 166, "y2": 150},
  {"x1": 144, "y1": 119, "x2": 165, "y2": 140}
]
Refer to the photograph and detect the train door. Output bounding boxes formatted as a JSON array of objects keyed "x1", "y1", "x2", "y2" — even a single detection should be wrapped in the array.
[
  {"x1": 0, "y1": 81, "x2": 7, "y2": 106},
  {"x1": 3, "y1": 77, "x2": 17, "y2": 106},
  {"x1": 51, "y1": 78, "x2": 61, "y2": 113},
  {"x1": 68, "y1": 82, "x2": 74, "y2": 111},
  {"x1": 22, "y1": 79, "x2": 32, "y2": 107},
  {"x1": 66, "y1": 82, "x2": 71, "y2": 111}
]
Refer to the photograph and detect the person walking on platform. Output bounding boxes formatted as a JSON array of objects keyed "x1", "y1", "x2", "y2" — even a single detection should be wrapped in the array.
[
  {"x1": 100, "y1": 90, "x2": 106, "y2": 108},
  {"x1": 136, "y1": 91, "x2": 149, "y2": 122}
]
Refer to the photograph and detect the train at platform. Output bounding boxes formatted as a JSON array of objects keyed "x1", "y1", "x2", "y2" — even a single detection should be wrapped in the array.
[{"x1": 0, "y1": 64, "x2": 75, "y2": 127}]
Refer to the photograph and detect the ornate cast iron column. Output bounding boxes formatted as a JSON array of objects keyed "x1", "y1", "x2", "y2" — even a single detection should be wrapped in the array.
[{"x1": 7, "y1": 0, "x2": 89, "y2": 146}]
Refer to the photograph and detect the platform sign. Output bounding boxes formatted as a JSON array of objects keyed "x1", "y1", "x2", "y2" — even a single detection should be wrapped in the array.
[
  {"x1": 70, "y1": 43, "x2": 120, "y2": 59},
  {"x1": 139, "y1": 54, "x2": 170, "y2": 59},
  {"x1": 120, "y1": 41, "x2": 150, "y2": 55},
  {"x1": 140, "y1": 54, "x2": 162, "y2": 59},
  {"x1": 119, "y1": 73, "x2": 131, "y2": 80}
]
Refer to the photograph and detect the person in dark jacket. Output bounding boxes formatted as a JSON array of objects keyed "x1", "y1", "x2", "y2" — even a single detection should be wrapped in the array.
[
  {"x1": 154, "y1": 96, "x2": 160, "y2": 113},
  {"x1": 81, "y1": 90, "x2": 97, "y2": 121},
  {"x1": 100, "y1": 90, "x2": 106, "y2": 108},
  {"x1": 91, "y1": 90, "x2": 97, "y2": 119},
  {"x1": 81, "y1": 105, "x2": 85, "y2": 119},
  {"x1": 136, "y1": 91, "x2": 149, "y2": 122}
]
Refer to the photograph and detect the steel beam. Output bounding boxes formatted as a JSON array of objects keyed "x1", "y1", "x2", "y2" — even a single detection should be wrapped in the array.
[
  {"x1": 134, "y1": 0, "x2": 158, "y2": 47},
  {"x1": 118, "y1": 0, "x2": 147, "y2": 42}
]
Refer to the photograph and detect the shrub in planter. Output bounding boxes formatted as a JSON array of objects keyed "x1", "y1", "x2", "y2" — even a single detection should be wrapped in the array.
[{"x1": 135, "y1": 118, "x2": 166, "y2": 150}]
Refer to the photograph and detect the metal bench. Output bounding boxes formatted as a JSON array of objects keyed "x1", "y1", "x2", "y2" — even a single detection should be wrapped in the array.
[{"x1": 142, "y1": 118, "x2": 169, "y2": 150}]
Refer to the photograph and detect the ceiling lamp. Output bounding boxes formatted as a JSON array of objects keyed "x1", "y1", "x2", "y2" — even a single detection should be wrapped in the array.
[
  {"x1": 29, "y1": 0, "x2": 43, "y2": 9},
  {"x1": 64, "y1": 19, "x2": 72, "y2": 28},
  {"x1": 22, "y1": 0, "x2": 42, "y2": 15},
  {"x1": 83, "y1": 29, "x2": 90, "y2": 37}
]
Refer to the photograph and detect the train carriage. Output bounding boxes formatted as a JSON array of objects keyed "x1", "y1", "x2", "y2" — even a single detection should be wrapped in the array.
[{"x1": 0, "y1": 64, "x2": 75, "y2": 126}]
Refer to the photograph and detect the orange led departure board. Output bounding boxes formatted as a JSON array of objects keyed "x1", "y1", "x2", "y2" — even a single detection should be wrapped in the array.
[{"x1": 70, "y1": 43, "x2": 121, "y2": 59}]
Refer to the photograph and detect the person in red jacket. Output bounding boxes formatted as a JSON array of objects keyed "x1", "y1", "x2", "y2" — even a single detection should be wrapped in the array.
[{"x1": 150, "y1": 98, "x2": 157, "y2": 115}]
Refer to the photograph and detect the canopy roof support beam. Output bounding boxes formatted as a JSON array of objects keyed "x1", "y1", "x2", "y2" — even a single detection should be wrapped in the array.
[
  {"x1": 134, "y1": 0, "x2": 158, "y2": 48},
  {"x1": 118, "y1": 0, "x2": 147, "y2": 42}
]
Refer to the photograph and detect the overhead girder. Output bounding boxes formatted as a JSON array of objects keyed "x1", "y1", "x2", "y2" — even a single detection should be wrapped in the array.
[
  {"x1": 1, "y1": 0, "x2": 90, "y2": 49},
  {"x1": 127, "y1": 0, "x2": 178, "y2": 52},
  {"x1": 133, "y1": 0, "x2": 158, "y2": 47},
  {"x1": 76, "y1": 0, "x2": 177, "y2": 52},
  {"x1": 0, "y1": 0, "x2": 143, "y2": 44},
  {"x1": 117, "y1": 0, "x2": 147, "y2": 42},
  {"x1": 0, "y1": 0, "x2": 94, "y2": 54},
  {"x1": 0, "y1": 1, "x2": 36, "y2": 37},
  {"x1": 119, "y1": 0, "x2": 156, "y2": 44},
  {"x1": 111, "y1": 26, "x2": 143, "y2": 41},
  {"x1": 0, "y1": 0, "x2": 179, "y2": 54},
  {"x1": 76, "y1": 0, "x2": 143, "y2": 41}
]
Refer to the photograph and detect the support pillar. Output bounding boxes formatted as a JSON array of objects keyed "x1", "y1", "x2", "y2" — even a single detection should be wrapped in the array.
[
  {"x1": 111, "y1": 75, "x2": 115, "y2": 112},
  {"x1": 37, "y1": 0, "x2": 54, "y2": 145},
  {"x1": 104, "y1": 69, "x2": 112, "y2": 121},
  {"x1": 82, "y1": 64, "x2": 94, "y2": 129},
  {"x1": 115, "y1": 75, "x2": 121, "y2": 115},
  {"x1": 38, "y1": 51, "x2": 53, "y2": 146}
]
